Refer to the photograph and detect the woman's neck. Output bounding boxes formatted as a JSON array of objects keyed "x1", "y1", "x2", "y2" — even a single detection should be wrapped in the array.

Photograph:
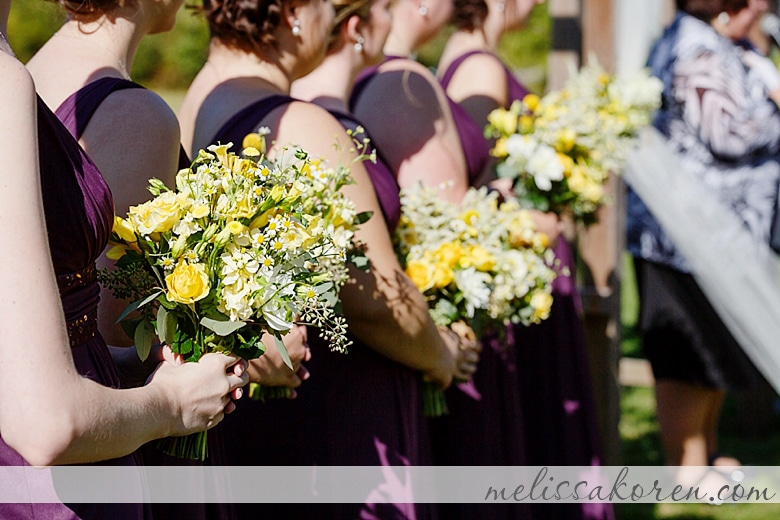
[
  {"x1": 206, "y1": 41, "x2": 292, "y2": 94},
  {"x1": 53, "y1": 15, "x2": 143, "y2": 79},
  {"x1": 291, "y1": 48, "x2": 355, "y2": 113}
]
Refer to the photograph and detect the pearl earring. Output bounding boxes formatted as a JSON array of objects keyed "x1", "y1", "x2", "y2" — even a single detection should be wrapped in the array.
[
  {"x1": 292, "y1": 19, "x2": 301, "y2": 36},
  {"x1": 419, "y1": 1, "x2": 428, "y2": 16},
  {"x1": 354, "y1": 36, "x2": 365, "y2": 53},
  {"x1": 717, "y1": 11, "x2": 730, "y2": 26}
]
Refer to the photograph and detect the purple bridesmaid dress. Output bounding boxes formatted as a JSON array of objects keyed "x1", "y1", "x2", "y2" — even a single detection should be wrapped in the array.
[
  {"x1": 352, "y1": 57, "x2": 531, "y2": 520},
  {"x1": 201, "y1": 94, "x2": 432, "y2": 519},
  {"x1": 54, "y1": 76, "x2": 233, "y2": 520},
  {"x1": 0, "y1": 95, "x2": 147, "y2": 519},
  {"x1": 443, "y1": 50, "x2": 614, "y2": 520}
]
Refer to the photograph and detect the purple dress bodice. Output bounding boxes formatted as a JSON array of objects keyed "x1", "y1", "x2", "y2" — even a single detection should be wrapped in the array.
[
  {"x1": 351, "y1": 56, "x2": 490, "y2": 184},
  {"x1": 328, "y1": 108, "x2": 401, "y2": 231},
  {"x1": 0, "y1": 95, "x2": 146, "y2": 519}
]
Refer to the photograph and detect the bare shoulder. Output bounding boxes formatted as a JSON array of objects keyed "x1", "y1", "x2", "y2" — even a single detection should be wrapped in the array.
[
  {"x1": 0, "y1": 55, "x2": 35, "y2": 103},
  {"x1": 448, "y1": 53, "x2": 506, "y2": 95},
  {"x1": 272, "y1": 100, "x2": 351, "y2": 154}
]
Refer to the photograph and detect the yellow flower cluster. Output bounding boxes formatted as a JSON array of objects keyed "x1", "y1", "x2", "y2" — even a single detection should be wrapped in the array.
[
  {"x1": 106, "y1": 139, "x2": 364, "y2": 363},
  {"x1": 485, "y1": 64, "x2": 662, "y2": 225},
  {"x1": 394, "y1": 185, "x2": 557, "y2": 330}
]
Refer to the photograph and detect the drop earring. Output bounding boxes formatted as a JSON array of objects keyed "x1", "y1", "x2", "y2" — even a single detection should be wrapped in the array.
[
  {"x1": 354, "y1": 36, "x2": 365, "y2": 53},
  {"x1": 497, "y1": 0, "x2": 504, "y2": 12},
  {"x1": 419, "y1": 1, "x2": 428, "y2": 16},
  {"x1": 292, "y1": 19, "x2": 301, "y2": 37}
]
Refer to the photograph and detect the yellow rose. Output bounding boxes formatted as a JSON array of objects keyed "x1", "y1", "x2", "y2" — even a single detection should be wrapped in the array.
[
  {"x1": 583, "y1": 180, "x2": 604, "y2": 204},
  {"x1": 112, "y1": 216, "x2": 137, "y2": 243},
  {"x1": 462, "y1": 245, "x2": 495, "y2": 272},
  {"x1": 556, "y1": 128, "x2": 577, "y2": 153},
  {"x1": 523, "y1": 93, "x2": 540, "y2": 112},
  {"x1": 128, "y1": 191, "x2": 183, "y2": 235},
  {"x1": 519, "y1": 115, "x2": 535, "y2": 134},
  {"x1": 487, "y1": 108, "x2": 517, "y2": 136},
  {"x1": 431, "y1": 262, "x2": 455, "y2": 289},
  {"x1": 530, "y1": 291, "x2": 553, "y2": 322},
  {"x1": 190, "y1": 203, "x2": 210, "y2": 219},
  {"x1": 567, "y1": 167, "x2": 587, "y2": 195},
  {"x1": 435, "y1": 242, "x2": 463, "y2": 268},
  {"x1": 491, "y1": 137, "x2": 508, "y2": 158},
  {"x1": 165, "y1": 262, "x2": 210, "y2": 304},
  {"x1": 405, "y1": 260, "x2": 433, "y2": 292}
]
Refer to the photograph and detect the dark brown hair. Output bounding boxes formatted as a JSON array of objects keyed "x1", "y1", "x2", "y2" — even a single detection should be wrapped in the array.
[
  {"x1": 202, "y1": 0, "x2": 288, "y2": 51},
  {"x1": 451, "y1": 0, "x2": 488, "y2": 31},
  {"x1": 675, "y1": 0, "x2": 749, "y2": 21},
  {"x1": 45, "y1": 0, "x2": 126, "y2": 20}
]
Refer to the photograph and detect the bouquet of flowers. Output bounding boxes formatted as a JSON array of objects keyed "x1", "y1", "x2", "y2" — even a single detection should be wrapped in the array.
[
  {"x1": 393, "y1": 184, "x2": 557, "y2": 416},
  {"x1": 101, "y1": 134, "x2": 368, "y2": 459},
  {"x1": 486, "y1": 64, "x2": 662, "y2": 225}
]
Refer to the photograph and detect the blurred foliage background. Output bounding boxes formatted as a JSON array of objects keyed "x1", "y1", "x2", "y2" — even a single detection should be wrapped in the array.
[{"x1": 8, "y1": 1, "x2": 550, "y2": 94}]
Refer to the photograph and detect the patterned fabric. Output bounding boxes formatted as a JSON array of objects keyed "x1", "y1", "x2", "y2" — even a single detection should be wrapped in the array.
[{"x1": 627, "y1": 12, "x2": 780, "y2": 272}]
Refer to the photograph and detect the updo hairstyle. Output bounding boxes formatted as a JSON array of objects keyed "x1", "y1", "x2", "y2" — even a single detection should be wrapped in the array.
[
  {"x1": 450, "y1": 0, "x2": 488, "y2": 32},
  {"x1": 202, "y1": 0, "x2": 289, "y2": 51}
]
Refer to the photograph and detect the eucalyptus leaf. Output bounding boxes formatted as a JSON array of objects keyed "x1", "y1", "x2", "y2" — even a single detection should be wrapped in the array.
[
  {"x1": 157, "y1": 307, "x2": 178, "y2": 346},
  {"x1": 201, "y1": 316, "x2": 247, "y2": 336},
  {"x1": 134, "y1": 319, "x2": 155, "y2": 362},
  {"x1": 116, "y1": 290, "x2": 163, "y2": 324},
  {"x1": 274, "y1": 335, "x2": 293, "y2": 371},
  {"x1": 351, "y1": 255, "x2": 370, "y2": 271}
]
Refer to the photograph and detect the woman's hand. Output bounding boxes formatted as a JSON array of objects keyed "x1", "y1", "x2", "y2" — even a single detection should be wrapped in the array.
[
  {"x1": 450, "y1": 321, "x2": 481, "y2": 383},
  {"x1": 245, "y1": 325, "x2": 311, "y2": 397},
  {"x1": 148, "y1": 352, "x2": 249, "y2": 436},
  {"x1": 530, "y1": 210, "x2": 563, "y2": 248}
]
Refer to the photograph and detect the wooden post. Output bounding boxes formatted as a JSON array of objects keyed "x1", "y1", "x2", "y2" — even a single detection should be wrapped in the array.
[{"x1": 548, "y1": 0, "x2": 624, "y2": 466}]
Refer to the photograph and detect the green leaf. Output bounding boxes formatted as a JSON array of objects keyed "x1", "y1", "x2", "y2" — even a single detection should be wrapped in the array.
[
  {"x1": 200, "y1": 316, "x2": 247, "y2": 336},
  {"x1": 354, "y1": 210, "x2": 373, "y2": 225},
  {"x1": 120, "y1": 316, "x2": 143, "y2": 340},
  {"x1": 156, "y1": 307, "x2": 178, "y2": 346},
  {"x1": 274, "y1": 335, "x2": 293, "y2": 371},
  {"x1": 115, "y1": 290, "x2": 163, "y2": 324},
  {"x1": 351, "y1": 255, "x2": 370, "y2": 271},
  {"x1": 134, "y1": 319, "x2": 155, "y2": 362}
]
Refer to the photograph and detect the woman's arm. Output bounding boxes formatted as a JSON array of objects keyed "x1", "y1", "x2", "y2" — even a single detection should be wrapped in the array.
[
  {"x1": 271, "y1": 101, "x2": 460, "y2": 387},
  {"x1": 0, "y1": 60, "x2": 247, "y2": 465}
]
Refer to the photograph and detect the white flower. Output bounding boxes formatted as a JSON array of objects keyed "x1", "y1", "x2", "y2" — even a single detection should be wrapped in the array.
[{"x1": 527, "y1": 144, "x2": 565, "y2": 191}]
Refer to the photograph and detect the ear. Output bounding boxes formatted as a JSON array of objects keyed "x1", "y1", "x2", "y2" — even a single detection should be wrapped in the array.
[
  {"x1": 283, "y1": 0, "x2": 303, "y2": 30},
  {"x1": 343, "y1": 12, "x2": 364, "y2": 45}
]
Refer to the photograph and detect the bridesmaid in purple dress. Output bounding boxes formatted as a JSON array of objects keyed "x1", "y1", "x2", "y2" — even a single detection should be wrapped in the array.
[
  {"x1": 439, "y1": 0, "x2": 613, "y2": 519},
  {"x1": 177, "y1": 0, "x2": 471, "y2": 517},
  {"x1": 0, "y1": 6, "x2": 247, "y2": 519},
  {"x1": 350, "y1": 2, "x2": 531, "y2": 519}
]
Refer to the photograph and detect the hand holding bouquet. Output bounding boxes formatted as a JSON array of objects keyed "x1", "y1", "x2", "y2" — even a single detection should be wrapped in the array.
[
  {"x1": 486, "y1": 64, "x2": 662, "y2": 225},
  {"x1": 101, "y1": 136, "x2": 367, "y2": 459},
  {"x1": 393, "y1": 184, "x2": 557, "y2": 415}
]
